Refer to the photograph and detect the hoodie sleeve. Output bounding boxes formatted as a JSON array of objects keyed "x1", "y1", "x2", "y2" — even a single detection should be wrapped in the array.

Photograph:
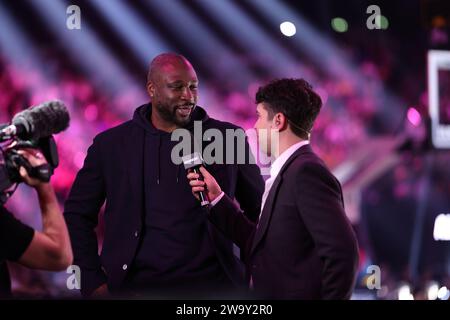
[{"x1": 64, "y1": 135, "x2": 107, "y2": 297}]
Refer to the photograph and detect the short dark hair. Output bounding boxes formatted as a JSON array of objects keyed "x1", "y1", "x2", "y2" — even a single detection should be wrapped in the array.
[{"x1": 255, "y1": 78, "x2": 322, "y2": 139}]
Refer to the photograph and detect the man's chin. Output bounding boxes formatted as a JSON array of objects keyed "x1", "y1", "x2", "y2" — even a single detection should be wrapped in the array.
[{"x1": 174, "y1": 116, "x2": 191, "y2": 127}]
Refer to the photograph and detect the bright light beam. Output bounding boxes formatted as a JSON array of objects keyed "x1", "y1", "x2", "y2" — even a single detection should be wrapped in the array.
[
  {"x1": 91, "y1": 0, "x2": 172, "y2": 66},
  {"x1": 28, "y1": 0, "x2": 146, "y2": 113},
  {"x1": 0, "y1": 2, "x2": 52, "y2": 93},
  {"x1": 194, "y1": 0, "x2": 307, "y2": 78},
  {"x1": 144, "y1": 0, "x2": 258, "y2": 87},
  {"x1": 249, "y1": 0, "x2": 405, "y2": 129}
]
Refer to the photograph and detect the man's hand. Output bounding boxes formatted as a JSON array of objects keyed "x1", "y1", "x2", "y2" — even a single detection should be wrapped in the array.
[
  {"x1": 16, "y1": 148, "x2": 48, "y2": 188},
  {"x1": 187, "y1": 167, "x2": 222, "y2": 202}
]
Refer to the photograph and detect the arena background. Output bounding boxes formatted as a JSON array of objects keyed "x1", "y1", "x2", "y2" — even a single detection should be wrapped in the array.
[{"x1": 0, "y1": 0, "x2": 449, "y2": 300}]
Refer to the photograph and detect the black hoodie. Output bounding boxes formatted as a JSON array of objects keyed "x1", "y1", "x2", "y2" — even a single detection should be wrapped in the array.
[
  {"x1": 65, "y1": 102, "x2": 264, "y2": 297},
  {"x1": 125, "y1": 104, "x2": 232, "y2": 295}
]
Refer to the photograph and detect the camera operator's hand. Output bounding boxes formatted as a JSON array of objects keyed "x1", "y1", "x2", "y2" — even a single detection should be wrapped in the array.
[{"x1": 16, "y1": 148, "x2": 48, "y2": 187}]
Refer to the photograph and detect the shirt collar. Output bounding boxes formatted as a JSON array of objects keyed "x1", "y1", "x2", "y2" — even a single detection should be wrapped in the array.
[{"x1": 270, "y1": 140, "x2": 310, "y2": 178}]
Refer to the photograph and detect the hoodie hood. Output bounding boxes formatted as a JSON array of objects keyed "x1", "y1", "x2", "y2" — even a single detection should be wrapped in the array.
[{"x1": 132, "y1": 103, "x2": 209, "y2": 185}]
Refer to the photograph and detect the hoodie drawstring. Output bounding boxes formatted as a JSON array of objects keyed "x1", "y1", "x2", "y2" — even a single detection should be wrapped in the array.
[
  {"x1": 176, "y1": 164, "x2": 182, "y2": 184},
  {"x1": 154, "y1": 134, "x2": 183, "y2": 185},
  {"x1": 134, "y1": 103, "x2": 209, "y2": 186},
  {"x1": 157, "y1": 135, "x2": 161, "y2": 185}
]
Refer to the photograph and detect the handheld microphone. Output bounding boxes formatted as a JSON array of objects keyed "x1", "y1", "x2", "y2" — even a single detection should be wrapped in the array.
[
  {"x1": 182, "y1": 151, "x2": 210, "y2": 207},
  {"x1": 0, "y1": 100, "x2": 70, "y2": 141}
]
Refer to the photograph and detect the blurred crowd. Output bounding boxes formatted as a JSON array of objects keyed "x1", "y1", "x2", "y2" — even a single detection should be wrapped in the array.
[{"x1": 0, "y1": 24, "x2": 449, "y2": 298}]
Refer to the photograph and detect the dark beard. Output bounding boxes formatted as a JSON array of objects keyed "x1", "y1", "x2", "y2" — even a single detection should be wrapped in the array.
[{"x1": 154, "y1": 102, "x2": 192, "y2": 127}]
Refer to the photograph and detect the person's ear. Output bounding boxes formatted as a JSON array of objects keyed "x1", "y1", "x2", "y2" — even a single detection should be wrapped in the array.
[
  {"x1": 272, "y1": 113, "x2": 288, "y2": 131},
  {"x1": 147, "y1": 82, "x2": 155, "y2": 99}
]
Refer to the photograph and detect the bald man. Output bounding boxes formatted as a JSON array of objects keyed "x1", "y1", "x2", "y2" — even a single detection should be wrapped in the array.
[{"x1": 64, "y1": 53, "x2": 264, "y2": 298}]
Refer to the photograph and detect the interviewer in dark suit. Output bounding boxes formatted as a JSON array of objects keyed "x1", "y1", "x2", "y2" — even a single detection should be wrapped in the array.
[{"x1": 188, "y1": 78, "x2": 359, "y2": 299}]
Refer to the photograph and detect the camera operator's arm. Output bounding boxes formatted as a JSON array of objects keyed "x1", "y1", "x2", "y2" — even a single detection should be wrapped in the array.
[{"x1": 16, "y1": 149, "x2": 73, "y2": 271}]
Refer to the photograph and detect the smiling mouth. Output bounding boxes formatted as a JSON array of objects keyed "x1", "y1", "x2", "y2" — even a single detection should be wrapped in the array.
[{"x1": 176, "y1": 105, "x2": 194, "y2": 117}]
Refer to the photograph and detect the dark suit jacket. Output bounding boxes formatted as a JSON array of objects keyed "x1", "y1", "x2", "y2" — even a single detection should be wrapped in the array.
[
  {"x1": 64, "y1": 104, "x2": 264, "y2": 296},
  {"x1": 209, "y1": 144, "x2": 359, "y2": 299}
]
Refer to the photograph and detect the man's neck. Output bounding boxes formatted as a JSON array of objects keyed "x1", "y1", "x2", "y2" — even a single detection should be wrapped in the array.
[
  {"x1": 151, "y1": 111, "x2": 177, "y2": 133},
  {"x1": 274, "y1": 135, "x2": 306, "y2": 159}
]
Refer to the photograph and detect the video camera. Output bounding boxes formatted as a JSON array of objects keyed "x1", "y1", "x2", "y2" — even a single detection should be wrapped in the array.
[{"x1": 0, "y1": 100, "x2": 70, "y2": 204}]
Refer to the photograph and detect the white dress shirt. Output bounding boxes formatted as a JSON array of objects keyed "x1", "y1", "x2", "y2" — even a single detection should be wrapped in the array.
[
  {"x1": 257, "y1": 140, "x2": 309, "y2": 222},
  {"x1": 211, "y1": 140, "x2": 310, "y2": 222}
]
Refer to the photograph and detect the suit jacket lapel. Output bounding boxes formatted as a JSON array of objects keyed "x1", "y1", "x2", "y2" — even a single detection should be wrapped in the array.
[
  {"x1": 250, "y1": 174, "x2": 282, "y2": 254},
  {"x1": 125, "y1": 125, "x2": 145, "y2": 220}
]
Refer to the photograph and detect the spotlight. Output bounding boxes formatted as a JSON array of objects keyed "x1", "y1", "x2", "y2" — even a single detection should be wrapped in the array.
[
  {"x1": 433, "y1": 213, "x2": 450, "y2": 241},
  {"x1": 437, "y1": 286, "x2": 449, "y2": 300},
  {"x1": 398, "y1": 283, "x2": 414, "y2": 300},
  {"x1": 380, "y1": 15, "x2": 389, "y2": 30},
  {"x1": 331, "y1": 17, "x2": 348, "y2": 33},
  {"x1": 407, "y1": 107, "x2": 422, "y2": 127},
  {"x1": 426, "y1": 281, "x2": 439, "y2": 300},
  {"x1": 280, "y1": 21, "x2": 296, "y2": 37}
]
